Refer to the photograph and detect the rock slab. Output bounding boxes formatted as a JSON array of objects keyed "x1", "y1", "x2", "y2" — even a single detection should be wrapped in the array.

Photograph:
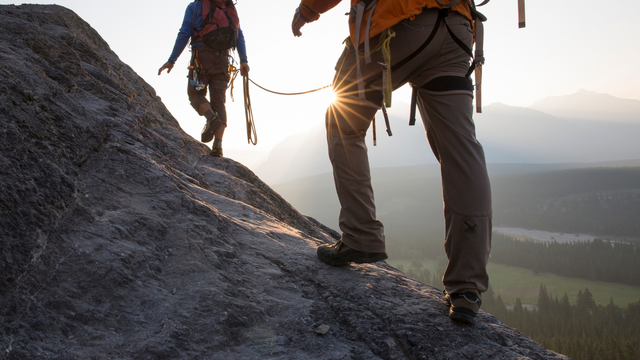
[{"x1": 0, "y1": 5, "x2": 570, "y2": 360}]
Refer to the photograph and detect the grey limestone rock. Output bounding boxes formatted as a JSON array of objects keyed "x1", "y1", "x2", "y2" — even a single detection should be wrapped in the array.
[{"x1": 0, "y1": 4, "x2": 570, "y2": 360}]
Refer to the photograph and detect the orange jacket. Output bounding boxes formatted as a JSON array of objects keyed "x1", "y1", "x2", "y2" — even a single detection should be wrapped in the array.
[{"x1": 299, "y1": 0, "x2": 472, "y2": 46}]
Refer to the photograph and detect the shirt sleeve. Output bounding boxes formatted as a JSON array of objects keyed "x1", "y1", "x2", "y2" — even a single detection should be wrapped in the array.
[
  {"x1": 299, "y1": 0, "x2": 343, "y2": 22},
  {"x1": 168, "y1": 2, "x2": 195, "y2": 64},
  {"x1": 236, "y1": 27, "x2": 248, "y2": 64}
]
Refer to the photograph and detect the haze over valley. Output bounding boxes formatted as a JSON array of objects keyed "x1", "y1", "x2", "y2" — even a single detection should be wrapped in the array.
[{"x1": 250, "y1": 90, "x2": 640, "y2": 185}]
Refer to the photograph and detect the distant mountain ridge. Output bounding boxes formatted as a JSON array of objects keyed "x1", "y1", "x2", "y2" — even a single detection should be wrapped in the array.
[
  {"x1": 530, "y1": 89, "x2": 640, "y2": 123},
  {"x1": 255, "y1": 91, "x2": 640, "y2": 184}
]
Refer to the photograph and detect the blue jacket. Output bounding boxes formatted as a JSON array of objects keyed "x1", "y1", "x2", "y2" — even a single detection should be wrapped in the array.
[{"x1": 168, "y1": 1, "x2": 248, "y2": 65}]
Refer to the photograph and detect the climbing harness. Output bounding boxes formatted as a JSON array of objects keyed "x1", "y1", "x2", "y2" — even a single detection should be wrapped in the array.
[
  {"x1": 188, "y1": 50, "x2": 205, "y2": 91},
  {"x1": 349, "y1": 0, "x2": 379, "y2": 103},
  {"x1": 435, "y1": 0, "x2": 488, "y2": 114},
  {"x1": 385, "y1": 0, "x2": 488, "y2": 127},
  {"x1": 349, "y1": 0, "x2": 526, "y2": 143},
  {"x1": 355, "y1": 28, "x2": 396, "y2": 108},
  {"x1": 428, "y1": 0, "x2": 525, "y2": 114}
]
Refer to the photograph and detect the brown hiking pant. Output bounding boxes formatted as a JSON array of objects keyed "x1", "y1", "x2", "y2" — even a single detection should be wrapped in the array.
[
  {"x1": 327, "y1": 8, "x2": 491, "y2": 295},
  {"x1": 187, "y1": 47, "x2": 230, "y2": 125}
]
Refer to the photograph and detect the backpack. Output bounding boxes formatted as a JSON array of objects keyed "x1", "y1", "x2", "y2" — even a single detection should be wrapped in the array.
[{"x1": 192, "y1": 0, "x2": 239, "y2": 51}]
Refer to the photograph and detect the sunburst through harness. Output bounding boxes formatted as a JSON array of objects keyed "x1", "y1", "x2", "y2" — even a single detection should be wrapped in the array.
[{"x1": 347, "y1": 0, "x2": 526, "y2": 143}]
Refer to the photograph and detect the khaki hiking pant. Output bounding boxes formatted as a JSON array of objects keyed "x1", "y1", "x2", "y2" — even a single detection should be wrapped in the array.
[
  {"x1": 327, "y1": 8, "x2": 492, "y2": 295},
  {"x1": 187, "y1": 46, "x2": 230, "y2": 125}
]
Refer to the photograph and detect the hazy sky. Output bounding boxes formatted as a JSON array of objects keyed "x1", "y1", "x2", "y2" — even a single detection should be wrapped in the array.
[{"x1": 3, "y1": 1, "x2": 640, "y2": 153}]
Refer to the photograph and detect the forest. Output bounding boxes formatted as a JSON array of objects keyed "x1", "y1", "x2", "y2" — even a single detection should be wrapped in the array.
[
  {"x1": 490, "y1": 232, "x2": 640, "y2": 286},
  {"x1": 380, "y1": 167, "x2": 640, "y2": 260},
  {"x1": 484, "y1": 286, "x2": 640, "y2": 360},
  {"x1": 395, "y1": 264, "x2": 640, "y2": 360},
  {"x1": 491, "y1": 167, "x2": 640, "y2": 237},
  {"x1": 384, "y1": 166, "x2": 640, "y2": 359},
  {"x1": 386, "y1": 224, "x2": 640, "y2": 288}
]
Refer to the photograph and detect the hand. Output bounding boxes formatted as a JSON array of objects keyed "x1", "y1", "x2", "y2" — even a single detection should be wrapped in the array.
[
  {"x1": 240, "y1": 63, "x2": 250, "y2": 77},
  {"x1": 158, "y1": 61, "x2": 174, "y2": 75},
  {"x1": 291, "y1": 7, "x2": 306, "y2": 37}
]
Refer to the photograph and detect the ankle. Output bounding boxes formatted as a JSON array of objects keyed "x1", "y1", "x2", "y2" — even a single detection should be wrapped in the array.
[
  {"x1": 459, "y1": 289, "x2": 480, "y2": 297},
  {"x1": 204, "y1": 109, "x2": 217, "y2": 121}
]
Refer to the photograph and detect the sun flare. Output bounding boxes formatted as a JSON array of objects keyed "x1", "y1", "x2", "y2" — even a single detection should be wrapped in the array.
[{"x1": 320, "y1": 87, "x2": 337, "y2": 105}]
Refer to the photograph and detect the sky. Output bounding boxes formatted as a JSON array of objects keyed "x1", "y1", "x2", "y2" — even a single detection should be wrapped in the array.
[{"x1": 3, "y1": 1, "x2": 640, "y2": 154}]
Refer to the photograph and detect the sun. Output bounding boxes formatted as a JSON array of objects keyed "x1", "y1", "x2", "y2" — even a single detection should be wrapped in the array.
[{"x1": 320, "y1": 87, "x2": 337, "y2": 105}]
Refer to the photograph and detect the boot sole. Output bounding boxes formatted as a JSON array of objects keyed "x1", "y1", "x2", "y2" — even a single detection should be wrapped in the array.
[
  {"x1": 317, "y1": 251, "x2": 388, "y2": 267},
  {"x1": 210, "y1": 148, "x2": 223, "y2": 157},
  {"x1": 201, "y1": 119, "x2": 222, "y2": 143},
  {"x1": 449, "y1": 308, "x2": 477, "y2": 325}
]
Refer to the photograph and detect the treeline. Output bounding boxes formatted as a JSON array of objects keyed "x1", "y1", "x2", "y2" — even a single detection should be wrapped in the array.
[
  {"x1": 492, "y1": 167, "x2": 640, "y2": 237},
  {"x1": 388, "y1": 231, "x2": 640, "y2": 287},
  {"x1": 395, "y1": 264, "x2": 640, "y2": 360},
  {"x1": 396, "y1": 259, "x2": 446, "y2": 291},
  {"x1": 491, "y1": 232, "x2": 640, "y2": 286},
  {"x1": 485, "y1": 286, "x2": 640, "y2": 360},
  {"x1": 386, "y1": 232, "x2": 444, "y2": 261}
]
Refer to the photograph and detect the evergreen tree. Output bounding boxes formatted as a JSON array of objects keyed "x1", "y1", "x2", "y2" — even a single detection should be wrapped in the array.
[{"x1": 483, "y1": 287, "x2": 640, "y2": 360}]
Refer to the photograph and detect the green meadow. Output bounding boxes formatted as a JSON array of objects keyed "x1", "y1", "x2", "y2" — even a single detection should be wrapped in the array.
[{"x1": 387, "y1": 259, "x2": 640, "y2": 308}]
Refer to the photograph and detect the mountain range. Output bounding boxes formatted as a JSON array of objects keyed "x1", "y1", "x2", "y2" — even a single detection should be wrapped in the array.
[{"x1": 253, "y1": 90, "x2": 640, "y2": 184}]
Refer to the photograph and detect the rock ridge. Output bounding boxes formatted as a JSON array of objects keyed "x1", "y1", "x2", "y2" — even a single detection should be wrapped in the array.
[{"x1": 0, "y1": 5, "x2": 569, "y2": 360}]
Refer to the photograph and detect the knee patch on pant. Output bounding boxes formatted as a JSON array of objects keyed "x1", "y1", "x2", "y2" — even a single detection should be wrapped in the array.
[
  {"x1": 188, "y1": 86, "x2": 209, "y2": 112},
  {"x1": 189, "y1": 97, "x2": 209, "y2": 112}
]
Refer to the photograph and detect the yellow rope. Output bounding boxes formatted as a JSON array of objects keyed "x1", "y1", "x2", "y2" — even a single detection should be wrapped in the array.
[
  {"x1": 356, "y1": 28, "x2": 395, "y2": 58},
  {"x1": 380, "y1": 28, "x2": 395, "y2": 107},
  {"x1": 351, "y1": 28, "x2": 396, "y2": 107},
  {"x1": 228, "y1": 64, "x2": 238, "y2": 102}
]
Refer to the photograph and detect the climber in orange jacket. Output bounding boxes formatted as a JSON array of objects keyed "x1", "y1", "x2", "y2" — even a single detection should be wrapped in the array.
[{"x1": 292, "y1": 0, "x2": 492, "y2": 325}]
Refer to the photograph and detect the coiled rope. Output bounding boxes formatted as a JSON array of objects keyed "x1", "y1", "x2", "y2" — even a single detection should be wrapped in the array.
[
  {"x1": 243, "y1": 75, "x2": 258, "y2": 145},
  {"x1": 236, "y1": 71, "x2": 331, "y2": 145}
]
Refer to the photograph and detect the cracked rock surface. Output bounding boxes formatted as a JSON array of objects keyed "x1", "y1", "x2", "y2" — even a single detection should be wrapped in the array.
[{"x1": 0, "y1": 5, "x2": 570, "y2": 360}]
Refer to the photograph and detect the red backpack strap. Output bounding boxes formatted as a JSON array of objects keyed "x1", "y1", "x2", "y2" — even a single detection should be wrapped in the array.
[{"x1": 202, "y1": 0, "x2": 215, "y2": 26}]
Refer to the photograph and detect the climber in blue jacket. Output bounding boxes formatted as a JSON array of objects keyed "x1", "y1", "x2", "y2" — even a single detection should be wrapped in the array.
[{"x1": 158, "y1": 0, "x2": 249, "y2": 157}]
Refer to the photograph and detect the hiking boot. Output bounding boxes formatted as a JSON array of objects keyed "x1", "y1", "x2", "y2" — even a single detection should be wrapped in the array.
[
  {"x1": 210, "y1": 146, "x2": 223, "y2": 157},
  {"x1": 201, "y1": 113, "x2": 222, "y2": 143},
  {"x1": 445, "y1": 291, "x2": 482, "y2": 325},
  {"x1": 210, "y1": 138, "x2": 223, "y2": 157},
  {"x1": 316, "y1": 240, "x2": 388, "y2": 266}
]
